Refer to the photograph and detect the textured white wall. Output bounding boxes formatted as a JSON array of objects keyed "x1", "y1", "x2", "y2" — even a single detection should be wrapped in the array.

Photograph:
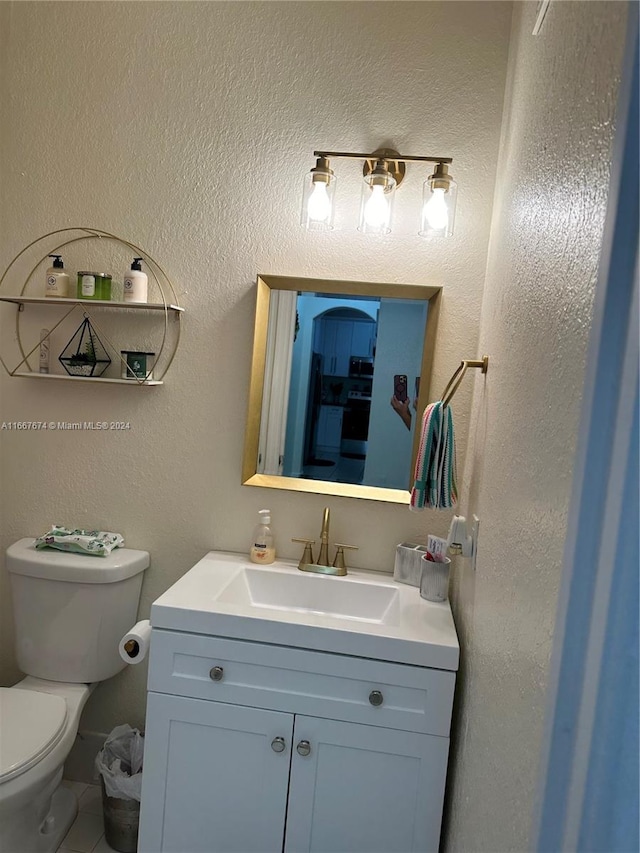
[
  {"x1": 0, "y1": 2, "x2": 511, "y2": 733},
  {"x1": 443, "y1": 3, "x2": 627, "y2": 851}
]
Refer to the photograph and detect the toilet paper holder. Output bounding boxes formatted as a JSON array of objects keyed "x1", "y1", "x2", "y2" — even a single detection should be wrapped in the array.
[{"x1": 119, "y1": 620, "x2": 152, "y2": 665}]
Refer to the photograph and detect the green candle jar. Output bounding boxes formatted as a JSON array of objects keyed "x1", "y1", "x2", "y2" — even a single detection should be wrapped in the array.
[
  {"x1": 99, "y1": 274, "x2": 112, "y2": 300},
  {"x1": 77, "y1": 272, "x2": 112, "y2": 300},
  {"x1": 120, "y1": 351, "x2": 155, "y2": 380}
]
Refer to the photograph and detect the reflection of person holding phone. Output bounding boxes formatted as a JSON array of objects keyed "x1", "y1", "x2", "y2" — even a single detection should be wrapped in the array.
[
  {"x1": 390, "y1": 374, "x2": 418, "y2": 431},
  {"x1": 390, "y1": 395, "x2": 413, "y2": 430}
]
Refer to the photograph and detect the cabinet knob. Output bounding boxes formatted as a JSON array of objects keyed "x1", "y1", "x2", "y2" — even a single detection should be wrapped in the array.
[
  {"x1": 209, "y1": 666, "x2": 224, "y2": 682},
  {"x1": 369, "y1": 690, "x2": 384, "y2": 707},
  {"x1": 271, "y1": 737, "x2": 286, "y2": 753},
  {"x1": 296, "y1": 740, "x2": 311, "y2": 757}
]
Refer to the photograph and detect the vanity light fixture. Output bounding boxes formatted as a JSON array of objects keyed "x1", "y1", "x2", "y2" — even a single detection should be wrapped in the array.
[
  {"x1": 358, "y1": 158, "x2": 397, "y2": 235},
  {"x1": 420, "y1": 162, "x2": 457, "y2": 238},
  {"x1": 300, "y1": 156, "x2": 336, "y2": 231},
  {"x1": 301, "y1": 148, "x2": 457, "y2": 237}
]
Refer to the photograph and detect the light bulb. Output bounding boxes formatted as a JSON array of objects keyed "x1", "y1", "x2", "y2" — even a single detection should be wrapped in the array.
[
  {"x1": 423, "y1": 188, "x2": 449, "y2": 230},
  {"x1": 363, "y1": 185, "x2": 389, "y2": 229},
  {"x1": 307, "y1": 181, "x2": 332, "y2": 223},
  {"x1": 301, "y1": 157, "x2": 335, "y2": 231}
]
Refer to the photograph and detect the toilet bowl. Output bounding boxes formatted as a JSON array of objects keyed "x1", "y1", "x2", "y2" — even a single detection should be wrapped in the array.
[
  {"x1": 1, "y1": 538, "x2": 149, "y2": 853},
  {"x1": 0, "y1": 678, "x2": 93, "y2": 853}
]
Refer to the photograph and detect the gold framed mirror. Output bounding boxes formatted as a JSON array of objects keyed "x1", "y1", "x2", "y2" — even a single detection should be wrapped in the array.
[{"x1": 242, "y1": 275, "x2": 441, "y2": 503}]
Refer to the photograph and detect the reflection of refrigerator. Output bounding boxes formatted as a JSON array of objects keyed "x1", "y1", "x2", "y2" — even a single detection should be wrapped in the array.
[{"x1": 303, "y1": 352, "x2": 323, "y2": 465}]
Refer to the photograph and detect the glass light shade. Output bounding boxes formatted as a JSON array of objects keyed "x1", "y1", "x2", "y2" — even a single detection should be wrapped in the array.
[
  {"x1": 301, "y1": 172, "x2": 336, "y2": 231},
  {"x1": 358, "y1": 174, "x2": 396, "y2": 235},
  {"x1": 420, "y1": 178, "x2": 457, "y2": 237}
]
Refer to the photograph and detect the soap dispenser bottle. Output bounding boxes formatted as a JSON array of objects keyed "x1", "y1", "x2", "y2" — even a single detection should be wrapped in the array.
[
  {"x1": 123, "y1": 257, "x2": 148, "y2": 303},
  {"x1": 45, "y1": 255, "x2": 70, "y2": 297},
  {"x1": 250, "y1": 509, "x2": 276, "y2": 564}
]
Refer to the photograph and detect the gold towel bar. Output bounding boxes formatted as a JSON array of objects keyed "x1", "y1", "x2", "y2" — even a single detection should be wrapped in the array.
[{"x1": 441, "y1": 356, "x2": 489, "y2": 408}]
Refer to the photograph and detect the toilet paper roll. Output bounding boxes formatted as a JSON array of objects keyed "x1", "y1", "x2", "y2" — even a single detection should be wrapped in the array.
[{"x1": 119, "y1": 620, "x2": 152, "y2": 665}]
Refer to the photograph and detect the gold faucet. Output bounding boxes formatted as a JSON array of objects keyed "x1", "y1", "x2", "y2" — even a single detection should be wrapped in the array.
[
  {"x1": 292, "y1": 507, "x2": 357, "y2": 576},
  {"x1": 317, "y1": 507, "x2": 331, "y2": 567}
]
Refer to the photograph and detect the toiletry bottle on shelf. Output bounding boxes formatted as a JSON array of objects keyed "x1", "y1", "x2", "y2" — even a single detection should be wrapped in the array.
[
  {"x1": 123, "y1": 257, "x2": 148, "y2": 303},
  {"x1": 250, "y1": 509, "x2": 276, "y2": 564},
  {"x1": 45, "y1": 255, "x2": 70, "y2": 297},
  {"x1": 39, "y1": 329, "x2": 50, "y2": 373}
]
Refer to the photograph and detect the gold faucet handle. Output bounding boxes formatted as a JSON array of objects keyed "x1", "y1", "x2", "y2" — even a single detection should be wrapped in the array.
[
  {"x1": 332, "y1": 543, "x2": 358, "y2": 572},
  {"x1": 292, "y1": 538, "x2": 315, "y2": 569}
]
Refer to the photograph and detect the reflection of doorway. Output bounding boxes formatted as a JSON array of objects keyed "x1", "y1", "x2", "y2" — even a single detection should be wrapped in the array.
[
  {"x1": 301, "y1": 307, "x2": 376, "y2": 482},
  {"x1": 256, "y1": 290, "x2": 297, "y2": 475}
]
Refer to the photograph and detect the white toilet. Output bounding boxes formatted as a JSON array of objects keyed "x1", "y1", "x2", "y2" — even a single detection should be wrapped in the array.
[{"x1": 0, "y1": 538, "x2": 149, "y2": 853}]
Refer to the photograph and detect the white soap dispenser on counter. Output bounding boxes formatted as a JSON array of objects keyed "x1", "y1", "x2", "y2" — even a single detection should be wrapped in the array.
[{"x1": 250, "y1": 509, "x2": 276, "y2": 564}]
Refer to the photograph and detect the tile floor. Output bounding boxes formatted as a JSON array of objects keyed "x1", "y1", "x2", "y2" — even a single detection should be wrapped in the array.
[
  {"x1": 302, "y1": 449, "x2": 366, "y2": 484},
  {"x1": 57, "y1": 781, "x2": 118, "y2": 853}
]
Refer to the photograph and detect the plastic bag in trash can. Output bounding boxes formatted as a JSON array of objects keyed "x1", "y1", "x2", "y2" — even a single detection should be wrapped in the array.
[{"x1": 95, "y1": 724, "x2": 144, "y2": 801}]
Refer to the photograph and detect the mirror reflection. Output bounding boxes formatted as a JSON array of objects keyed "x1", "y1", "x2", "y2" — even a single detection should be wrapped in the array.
[{"x1": 243, "y1": 276, "x2": 441, "y2": 503}]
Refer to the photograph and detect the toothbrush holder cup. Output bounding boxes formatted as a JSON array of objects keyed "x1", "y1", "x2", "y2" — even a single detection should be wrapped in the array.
[
  {"x1": 420, "y1": 555, "x2": 451, "y2": 602},
  {"x1": 393, "y1": 543, "x2": 429, "y2": 587}
]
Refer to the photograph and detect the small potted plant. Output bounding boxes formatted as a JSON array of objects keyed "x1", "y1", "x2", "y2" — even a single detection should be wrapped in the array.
[{"x1": 59, "y1": 318, "x2": 111, "y2": 377}]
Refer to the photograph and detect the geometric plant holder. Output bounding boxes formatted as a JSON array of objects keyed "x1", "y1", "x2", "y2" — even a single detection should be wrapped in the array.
[{"x1": 58, "y1": 317, "x2": 111, "y2": 377}]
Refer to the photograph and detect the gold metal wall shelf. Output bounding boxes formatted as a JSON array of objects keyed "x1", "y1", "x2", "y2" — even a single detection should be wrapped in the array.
[
  {"x1": 0, "y1": 228, "x2": 183, "y2": 385},
  {"x1": 0, "y1": 295, "x2": 184, "y2": 312},
  {"x1": 11, "y1": 371, "x2": 163, "y2": 386}
]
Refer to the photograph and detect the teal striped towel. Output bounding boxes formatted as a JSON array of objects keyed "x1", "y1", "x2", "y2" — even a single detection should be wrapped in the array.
[{"x1": 410, "y1": 402, "x2": 458, "y2": 510}]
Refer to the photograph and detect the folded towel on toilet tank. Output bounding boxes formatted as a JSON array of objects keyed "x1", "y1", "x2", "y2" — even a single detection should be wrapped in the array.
[{"x1": 34, "y1": 525, "x2": 124, "y2": 556}]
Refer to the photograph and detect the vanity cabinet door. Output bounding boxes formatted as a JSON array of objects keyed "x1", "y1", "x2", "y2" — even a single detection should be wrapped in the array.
[
  {"x1": 284, "y1": 716, "x2": 449, "y2": 853},
  {"x1": 138, "y1": 692, "x2": 293, "y2": 853}
]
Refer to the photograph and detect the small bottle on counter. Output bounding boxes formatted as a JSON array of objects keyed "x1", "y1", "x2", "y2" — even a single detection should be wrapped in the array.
[
  {"x1": 250, "y1": 509, "x2": 276, "y2": 564},
  {"x1": 123, "y1": 257, "x2": 148, "y2": 303},
  {"x1": 45, "y1": 255, "x2": 70, "y2": 297}
]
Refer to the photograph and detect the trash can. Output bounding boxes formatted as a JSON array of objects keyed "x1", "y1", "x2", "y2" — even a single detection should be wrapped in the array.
[
  {"x1": 95, "y1": 725, "x2": 144, "y2": 853},
  {"x1": 100, "y1": 776, "x2": 141, "y2": 853}
]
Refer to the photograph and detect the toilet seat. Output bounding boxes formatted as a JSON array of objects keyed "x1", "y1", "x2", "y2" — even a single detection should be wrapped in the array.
[{"x1": 0, "y1": 688, "x2": 67, "y2": 783}]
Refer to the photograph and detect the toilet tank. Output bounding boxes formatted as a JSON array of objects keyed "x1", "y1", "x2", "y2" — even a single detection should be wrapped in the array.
[{"x1": 7, "y1": 538, "x2": 149, "y2": 683}]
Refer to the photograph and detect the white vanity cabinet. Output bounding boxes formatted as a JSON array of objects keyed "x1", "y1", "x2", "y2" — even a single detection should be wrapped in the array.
[
  {"x1": 140, "y1": 693, "x2": 291, "y2": 853},
  {"x1": 138, "y1": 629, "x2": 456, "y2": 853}
]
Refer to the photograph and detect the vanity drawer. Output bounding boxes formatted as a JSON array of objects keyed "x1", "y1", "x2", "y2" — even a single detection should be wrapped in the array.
[{"x1": 148, "y1": 630, "x2": 455, "y2": 736}]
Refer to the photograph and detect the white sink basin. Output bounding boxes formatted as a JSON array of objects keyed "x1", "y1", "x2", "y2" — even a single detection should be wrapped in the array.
[
  {"x1": 150, "y1": 551, "x2": 459, "y2": 669},
  {"x1": 216, "y1": 566, "x2": 400, "y2": 624}
]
